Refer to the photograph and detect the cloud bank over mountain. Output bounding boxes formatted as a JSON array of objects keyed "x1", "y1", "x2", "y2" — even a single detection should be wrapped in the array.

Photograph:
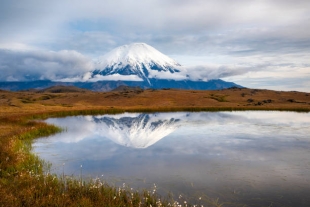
[
  {"x1": 0, "y1": 49, "x2": 93, "y2": 81},
  {"x1": 0, "y1": 46, "x2": 261, "y2": 82}
]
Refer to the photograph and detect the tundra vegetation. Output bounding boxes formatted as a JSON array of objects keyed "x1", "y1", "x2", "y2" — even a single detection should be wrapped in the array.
[{"x1": 0, "y1": 86, "x2": 309, "y2": 206}]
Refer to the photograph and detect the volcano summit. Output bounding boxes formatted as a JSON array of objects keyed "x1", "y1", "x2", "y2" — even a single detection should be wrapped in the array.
[{"x1": 90, "y1": 43, "x2": 181, "y2": 83}]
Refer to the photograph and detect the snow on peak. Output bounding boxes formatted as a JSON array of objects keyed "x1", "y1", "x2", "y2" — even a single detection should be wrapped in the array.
[
  {"x1": 92, "y1": 43, "x2": 181, "y2": 81},
  {"x1": 99, "y1": 43, "x2": 180, "y2": 68}
]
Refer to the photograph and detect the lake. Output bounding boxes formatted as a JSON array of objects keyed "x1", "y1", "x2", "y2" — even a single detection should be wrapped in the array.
[{"x1": 33, "y1": 111, "x2": 310, "y2": 206}]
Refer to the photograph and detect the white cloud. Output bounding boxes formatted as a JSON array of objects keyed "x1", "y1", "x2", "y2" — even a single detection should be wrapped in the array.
[
  {"x1": 87, "y1": 74, "x2": 143, "y2": 82},
  {"x1": 0, "y1": 49, "x2": 94, "y2": 81},
  {"x1": 147, "y1": 64, "x2": 252, "y2": 81},
  {"x1": 148, "y1": 70, "x2": 187, "y2": 80},
  {"x1": 182, "y1": 65, "x2": 250, "y2": 81},
  {"x1": 44, "y1": 66, "x2": 144, "y2": 82}
]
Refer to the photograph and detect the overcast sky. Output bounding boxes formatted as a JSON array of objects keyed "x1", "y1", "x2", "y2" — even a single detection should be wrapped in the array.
[{"x1": 0, "y1": 0, "x2": 309, "y2": 91}]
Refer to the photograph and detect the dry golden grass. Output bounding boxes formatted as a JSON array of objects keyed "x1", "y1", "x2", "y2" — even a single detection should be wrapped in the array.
[{"x1": 1, "y1": 88, "x2": 309, "y2": 117}]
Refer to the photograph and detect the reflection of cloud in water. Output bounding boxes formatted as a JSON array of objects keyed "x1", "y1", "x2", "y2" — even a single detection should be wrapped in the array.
[
  {"x1": 44, "y1": 116, "x2": 96, "y2": 143},
  {"x1": 43, "y1": 112, "x2": 310, "y2": 148}
]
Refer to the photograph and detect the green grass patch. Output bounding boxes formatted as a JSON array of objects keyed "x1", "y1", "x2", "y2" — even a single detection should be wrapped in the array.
[{"x1": 209, "y1": 94, "x2": 228, "y2": 102}]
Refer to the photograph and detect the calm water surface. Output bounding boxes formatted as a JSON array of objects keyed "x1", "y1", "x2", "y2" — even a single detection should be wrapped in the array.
[{"x1": 33, "y1": 111, "x2": 310, "y2": 206}]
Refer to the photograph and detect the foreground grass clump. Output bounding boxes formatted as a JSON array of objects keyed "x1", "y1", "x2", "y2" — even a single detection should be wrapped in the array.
[
  {"x1": 0, "y1": 114, "x2": 219, "y2": 207},
  {"x1": 2, "y1": 172, "x2": 175, "y2": 206}
]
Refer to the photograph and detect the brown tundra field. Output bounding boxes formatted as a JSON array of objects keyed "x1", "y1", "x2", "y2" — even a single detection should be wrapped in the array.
[{"x1": 0, "y1": 86, "x2": 310, "y2": 207}]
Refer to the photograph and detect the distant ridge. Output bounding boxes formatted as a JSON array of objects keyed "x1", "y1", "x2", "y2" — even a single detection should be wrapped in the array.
[
  {"x1": 111, "y1": 85, "x2": 143, "y2": 92},
  {"x1": 0, "y1": 79, "x2": 242, "y2": 92},
  {"x1": 38, "y1": 85, "x2": 91, "y2": 93}
]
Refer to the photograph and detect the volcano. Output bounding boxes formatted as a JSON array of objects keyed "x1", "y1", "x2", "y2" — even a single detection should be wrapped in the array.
[{"x1": 89, "y1": 43, "x2": 181, "y2": 83}]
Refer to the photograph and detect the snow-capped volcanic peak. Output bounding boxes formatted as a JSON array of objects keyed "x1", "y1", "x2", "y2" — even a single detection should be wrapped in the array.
[
  {"x1": 92, "y1": 43, "x2": 181, "y2": 81},
  {"x1": 100, "y1": 43, "x2": 179, "y2": 68}
]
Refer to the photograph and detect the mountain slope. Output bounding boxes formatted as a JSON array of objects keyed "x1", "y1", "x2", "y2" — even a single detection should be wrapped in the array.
[{"x1": 91, "y1": 43, "x2": 181, "y2": 82}]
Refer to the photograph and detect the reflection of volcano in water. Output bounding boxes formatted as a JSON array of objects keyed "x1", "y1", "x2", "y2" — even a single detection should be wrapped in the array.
[{"x1": 93, "y1": 114, "x2": 181, "y2": 148}]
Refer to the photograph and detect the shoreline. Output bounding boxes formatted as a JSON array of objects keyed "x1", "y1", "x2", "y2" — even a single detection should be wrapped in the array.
[{"x1": 1, "y1": 88, "x2": 309, "y2": 206}]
